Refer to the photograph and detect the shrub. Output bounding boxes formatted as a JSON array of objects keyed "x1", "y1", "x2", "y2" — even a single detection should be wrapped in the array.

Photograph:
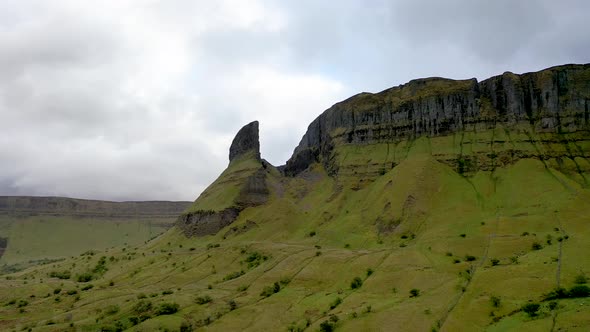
[
  {"x1": 17, "y1": 300, "x2": 28, "y2": 308},
  {"x1": 92, "y1": 256, "x2": 108, "y2": 275},
  {"x1": 521, "y1": 303, "x2": 540, "y2": 317},
  {"x1": 366, "y1": 268, "x2": 374, "y2": 277},
  {"x1": 575, "y1": 274, "x2": 588, "y2": 284},
  {"x1": 465, "y1": 255, "x2": 476, "y2": 262},
  {"x1": 568, "y1": 285, "x2": 590, "y2": 298},
  {"x1": 224, "y1": 270, "x2": 245, "y2": 281},
  {"x1": 459, "y1": 234, "x2": 466, "y2": 238},
  {"x1": 76, "y1": 273, "x2": 93, "y2": 283},
  {"x1": 53, "y1": 288, "x2": 62, "y2": 295},
  {"x1": 243, "y1": 252, "x2": 265, "y2": 268},
  {"x1": 66, "y1": 290, "x2": 78, "y2": 295},
  {"x1": 319, "y1": 320, "x2": 334, "y2": 332},
  {"x1": 309, "y1": 231, "x2": 316, "y2": 237},
  {"x1": 490, "y1": 296, "x2": 501, "y2": 308},
  {"x1": 228, "y1": 299, "x2": 237, "y2": 311},
  {"x1": 490, "y1": 258, "x2": 500, "y2": 266},
  {"x1": 49, "y1": 270, "x2": 71, "y2": 280},
  {"x1": 260, "y1": 282, "x2": 281, "y2": 297},
  {"x1": 104, "y1": 305, "x2": 120, "y2": 315},
  {"x1": 237, "y1": 285, "x2": 249, "y2": 292},
  {"x1": 81, "y1": 284, "x2": 94, "y2": 291},
  {"x1": 162, "y1": 289, "x2": 174, "y2": 295},
  {"x1": 445, "y1": 252, "x2": 453, "y2": 257},
  {"x1": 195, "y1": 295, "x2": 212, "y2": 304},
  {"x1": 409, "y1": 289, "x2": 420, "y2": 297},
  {"x1": 180, "y1": 321, "x2": 194, "y2": 332},
  {"x1": 532, "y1": 242, "x2": 543, "y2": 250},
  {"x1": 544, "y1": 287, "x2": 568, "y2": 300},
  {"x1": 132, "y1": 300, "x2": 153, "y2": 314},
  {"x1": 350, "y1": 277, "x2": 363, "y2": 289},
  {"x1": 155, "y1": 302, "x2": 179, "y2": 315},
  {"x1": 329, "y1": 297, "x2": 342, "y2": 310}
]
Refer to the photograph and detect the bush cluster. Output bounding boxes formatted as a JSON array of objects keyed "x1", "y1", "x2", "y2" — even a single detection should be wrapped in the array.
[
  {"x1": 544, "y1": 285, "x2": 590, "y2": 300},
  {"x1": 49, "y1": 270, "x2": 71, "y2": 280}
]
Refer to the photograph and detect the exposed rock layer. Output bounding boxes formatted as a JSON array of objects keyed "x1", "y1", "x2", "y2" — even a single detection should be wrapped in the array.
[
  {"x1": 0, "y1": 196, "x2": 191, "y2": 218},
  {"x1": 229, "y1": 121, "x2": 261, "y2": 162},
  {"x1": 284, "y1": 64, "x2": 590, "y2": 175},
  {"x1": 177, "y1": 121, "x2": 269, "y2": 237}
]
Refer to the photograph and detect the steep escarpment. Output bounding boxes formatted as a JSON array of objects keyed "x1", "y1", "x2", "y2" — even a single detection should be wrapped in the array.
[
  {"x1": 284, "y1": 64, "x2": 590, "y2": 181},
  {"x1": 0, "y1": 196, "x2": 190, "y2": 218},
  {"x1": 177, "y1": 121, "x2": 271, "y2": 236}
]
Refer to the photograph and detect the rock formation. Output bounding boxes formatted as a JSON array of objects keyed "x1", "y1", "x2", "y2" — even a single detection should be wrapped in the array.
[
  {"x1": 177, "y1": 121, "x2": 270, "y2": 237},
  {"x1": 179, "y1": 63, "x2": 590, "y2": 237},
  {"x1": 284, "y1": 64, "x2": 590, "y2": 176},
  {"x1": 229, "y1": 121, "x2": 261, "y2": 162}
]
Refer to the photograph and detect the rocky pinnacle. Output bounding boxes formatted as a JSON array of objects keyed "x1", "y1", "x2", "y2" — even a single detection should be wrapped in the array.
[{"x1": 229, "y1": 121, "x2": 261, "y2": 162}]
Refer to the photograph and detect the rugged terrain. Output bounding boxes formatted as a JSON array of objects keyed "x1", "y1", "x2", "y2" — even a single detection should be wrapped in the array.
[{"x1": 0, "y1": 64, "x2": 589, "y2": 331}]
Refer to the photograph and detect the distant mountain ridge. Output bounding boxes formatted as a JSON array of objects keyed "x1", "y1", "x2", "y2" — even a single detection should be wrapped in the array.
[{"x1": 0, "y1": 196, "x2": 191, "y2": 218}]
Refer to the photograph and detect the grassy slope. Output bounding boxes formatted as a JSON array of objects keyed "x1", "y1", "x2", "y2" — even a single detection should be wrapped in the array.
[
  {"x1": 0, "y1": 216, "x2": 172, "y2": 269},
  {"x1": 184, "y1": 154, "x2": 261, "y2": 213},
  {"x1": 0, "y1": 138, "x2": 589, "y2": 331}
]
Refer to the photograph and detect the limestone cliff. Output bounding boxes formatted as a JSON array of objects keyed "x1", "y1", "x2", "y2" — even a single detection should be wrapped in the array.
[
  {"x1": 229, "y1": 121, "x2": 261, "y2": 162},
  {"x1": 179, "y1": 63, "x2": 590, "y2": 237},
  {"x1": 284, "y1": 64, "x2": 590, "y2": 178}
]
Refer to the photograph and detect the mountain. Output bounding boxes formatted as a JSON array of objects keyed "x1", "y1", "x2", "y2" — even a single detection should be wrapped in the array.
[
  {"x1": 0, "y1": 64, "x2": 589, "y2": 331},
  {"x1": 0, "y1": 196, "x2": 190, "y2": 269}
]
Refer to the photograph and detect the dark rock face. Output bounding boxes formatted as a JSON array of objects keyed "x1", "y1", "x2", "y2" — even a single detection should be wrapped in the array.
[
  {"x1": 177, "y1": 122, "x2": 270, "y2": 237},
  {"x1": 229, "y1": 121, "x2": 261, "y2": 162},
  {"x1": 285, "y1": 64, "x2": 590, "y2": 175},
  {"x1": 176, "y1": 167, "x2": 270, "y2": 237},
  {"x1": 177, "y1": 208, "x2": 240, "y2": 237},
  {"x1": 236, "y1": 169, "x2": 270, "y2": 207}
]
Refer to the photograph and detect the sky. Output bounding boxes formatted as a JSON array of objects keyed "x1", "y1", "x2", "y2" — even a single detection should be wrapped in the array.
[{"x1": 0, "y1": 0, "x2": 589, "y2": 201}]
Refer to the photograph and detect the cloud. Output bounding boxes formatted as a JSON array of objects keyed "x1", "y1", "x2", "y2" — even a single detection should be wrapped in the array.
[{"x1": 0, "y1": 0, "x2": 588, "y2": 201}]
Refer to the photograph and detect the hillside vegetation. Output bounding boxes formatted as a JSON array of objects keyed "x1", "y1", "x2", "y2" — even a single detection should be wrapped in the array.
[{"x1": 0, "y1": 64, "x2": 589, "y2": 331}]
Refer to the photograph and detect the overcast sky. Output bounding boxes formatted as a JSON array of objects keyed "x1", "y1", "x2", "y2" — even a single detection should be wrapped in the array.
[{"x1": 0, "y1": 0, "x2": 588, "y2": 201}]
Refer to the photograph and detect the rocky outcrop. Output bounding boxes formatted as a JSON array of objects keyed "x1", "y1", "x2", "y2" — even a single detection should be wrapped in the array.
[
  {"x1": 177, "y1": 121, "x2": 270, "y2": 237},
  {"x1": 284, "y1": 64, "x2": 590, "y2": 176},
  {"x1": 0, "y1": 196, "x2": 191, "y2": 218},
  {"x1": 229, "y1": 121, "x2": 261, "y2": 162},
  {"x1": 176, "y1": 208, "x2": 240, "y2": 237}
]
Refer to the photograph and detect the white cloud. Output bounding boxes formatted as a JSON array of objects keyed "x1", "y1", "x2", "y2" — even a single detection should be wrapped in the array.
[{"x1": 0, "y1": 0, "x2": 588, "y2": 201}]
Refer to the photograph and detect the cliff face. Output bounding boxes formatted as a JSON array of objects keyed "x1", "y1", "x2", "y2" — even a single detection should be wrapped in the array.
[
  {"x1": 179, "y1": 63, "x2": 590, "y2": 238},
  {"x1": 0, "y1": 196, "x2": 191, "y2": 218},
  {"x1": 229, "y1": 121, "x2": 261, "y2": 162},
  {"x1": 177, "y1": 121, "x2": 270, "y2": 237},
  {"x1": 284, "y1": 64, "x2": 590, "y2": 177}
]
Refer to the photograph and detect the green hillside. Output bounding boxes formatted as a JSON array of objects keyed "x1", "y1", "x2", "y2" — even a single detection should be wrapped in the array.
[
  {"x1": 0, "y1": 64, "x2": 589, "y2": 331},
  {"x1": 0, "y1": 198, "x2": 190, "y2": 273}
]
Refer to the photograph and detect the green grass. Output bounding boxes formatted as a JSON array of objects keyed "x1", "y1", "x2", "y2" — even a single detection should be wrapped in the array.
[
  {"x1": 0, "y1": 215, "x2": 172, "y2": 268},
  {"x1": 0, "y1": 131, "x2": 589, "y2": 330}
]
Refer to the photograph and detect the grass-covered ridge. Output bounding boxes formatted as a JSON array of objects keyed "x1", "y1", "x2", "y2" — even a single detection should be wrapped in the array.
[
  {"x1": 1, "y1": 151, "x2": 589, "y2": 331},
  {"x1": 183, "y1": 153, "x2": 262, "y2": 214}
]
